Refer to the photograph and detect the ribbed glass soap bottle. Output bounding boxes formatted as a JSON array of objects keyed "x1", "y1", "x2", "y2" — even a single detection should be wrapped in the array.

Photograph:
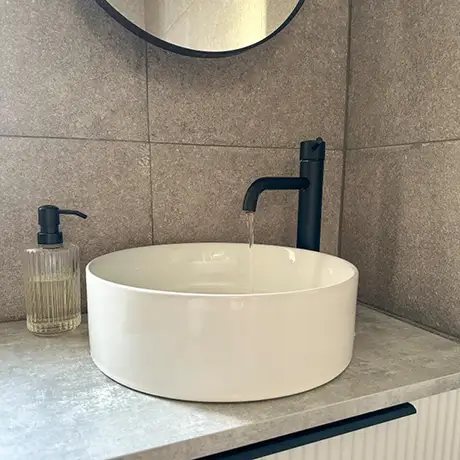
[{"x1": 22, "y1": 205, "x2": 87, "y2": 336}]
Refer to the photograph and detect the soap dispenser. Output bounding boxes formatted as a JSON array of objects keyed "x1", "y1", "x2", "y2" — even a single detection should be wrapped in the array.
[{"x1": 22, "y1": 205, "x2": 87, "y2": 336}]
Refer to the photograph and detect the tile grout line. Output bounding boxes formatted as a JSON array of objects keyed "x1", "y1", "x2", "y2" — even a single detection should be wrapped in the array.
[
  {"x1": 337, "y1": 0, "x2": 354, "y2": 258},
  {"x1": 145, "y1": 43, "x2": 155, "y2": 246},
  {"x1": 148, "y1": 142, "x2": 154, "y2": 245},
  {"x1": 0, "y1": 132, "x2": 346, "y2": 151},
  {"x1": 2, "y1": 131, "x2": 457, "y2": 152},
  {"x1": 347, "y1": 136, "x2": 460, "y2": 151},
  {"x1": 0, "y1": 133, "x2": 149, "y2": 144},
  {"x1": 147, "y1": 141, "x2": 304, "y2": 150}
]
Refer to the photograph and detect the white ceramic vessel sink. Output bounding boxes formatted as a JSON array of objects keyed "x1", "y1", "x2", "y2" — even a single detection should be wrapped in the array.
[{"x1": 86, "y1": 243, "x2": 358, "y2": 402}]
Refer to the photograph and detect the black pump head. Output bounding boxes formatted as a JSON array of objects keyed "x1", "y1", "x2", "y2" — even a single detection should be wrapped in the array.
[{"x1": 37, "y1": 205, "x2": 87, "y2": 245}]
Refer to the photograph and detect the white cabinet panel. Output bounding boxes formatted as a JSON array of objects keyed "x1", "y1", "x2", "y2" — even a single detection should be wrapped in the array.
[{"x1": 261, "y1": 388, "x2": 460, "y2": 460}]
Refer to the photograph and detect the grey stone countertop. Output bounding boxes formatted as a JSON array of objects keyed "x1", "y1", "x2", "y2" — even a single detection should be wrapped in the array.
[{"x1": 2, "y1": 306, "x2": 460, "y2": 460}]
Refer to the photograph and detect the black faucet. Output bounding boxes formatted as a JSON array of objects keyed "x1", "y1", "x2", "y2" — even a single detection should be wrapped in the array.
[{"x1": 242, "y1": 138, "x2": 325, "y2": 251}]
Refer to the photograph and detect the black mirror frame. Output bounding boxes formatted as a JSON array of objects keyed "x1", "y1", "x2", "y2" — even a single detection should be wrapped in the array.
[{"x1": 95, "y1": 0, "x2": 305, "y2": 58}]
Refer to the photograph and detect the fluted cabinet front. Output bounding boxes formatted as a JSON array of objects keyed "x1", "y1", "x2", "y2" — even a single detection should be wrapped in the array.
[{"x1": 262, "y1": 389, "x2": 460, "y2": 460}]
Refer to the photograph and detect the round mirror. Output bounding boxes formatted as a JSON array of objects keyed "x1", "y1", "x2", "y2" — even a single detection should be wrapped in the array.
[{"x1": 96, "y1": 0, "x2": 305, "y2": 57}]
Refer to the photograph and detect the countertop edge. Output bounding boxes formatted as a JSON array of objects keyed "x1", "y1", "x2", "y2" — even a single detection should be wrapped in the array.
[{"x1": 123, "y1": 373, "x2": 460, "y2": 459}]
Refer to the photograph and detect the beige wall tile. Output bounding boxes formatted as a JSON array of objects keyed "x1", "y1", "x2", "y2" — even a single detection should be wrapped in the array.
[
  {"x1": 342, "y1": 141, "x2": 460, "y2": 337},
  {"x1": 144, "y1": 0, "x2": 297, "y2": 50},
  {"x1": 0, "y1": 137, "x2": 152, "y2": 321},
  {"x1": 0, "y1": 0, "x2": 148, "y2": 141},
  {"x1": 145, "y1": 0, "x2": 196, "y2": 37},
  {"x1": 161, "y1": 0, "x2": 299, "y2": 52},
  {"x1": 109, "y1": 0, "x2": 145, "y2": 28},
  {"x1": 147, "y1": 0, "x2": 349, "y2": 149},
  {"x1": 348, "y1": 0, "x2": 460, "y2": 149},
  {"x1": 151, "y1": 144, "x2": 342, "y2": 255}
]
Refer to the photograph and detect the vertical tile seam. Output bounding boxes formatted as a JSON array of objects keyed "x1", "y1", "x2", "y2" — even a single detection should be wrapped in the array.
[
  {"x1": 145, "y1": 43, "x2": 154, "y2": 245},
  {"x1": 337, "y1": 0, "x2": 353, "y2": 257}
]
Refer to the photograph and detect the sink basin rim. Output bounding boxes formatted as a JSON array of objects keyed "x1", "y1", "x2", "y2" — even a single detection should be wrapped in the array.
[{"x1": 86, "y1": 242, "x2": 359, "y2": 297}]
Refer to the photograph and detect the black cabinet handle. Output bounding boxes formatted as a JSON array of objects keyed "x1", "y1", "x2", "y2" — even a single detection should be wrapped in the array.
[{"x1": 201, "y1": 403, "x2": 416, "y2": 460}]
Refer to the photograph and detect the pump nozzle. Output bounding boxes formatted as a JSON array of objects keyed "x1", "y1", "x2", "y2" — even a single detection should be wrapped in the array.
[
  {"x1": 37, "y1": 205, "x2": 87, "y2": 245},
  {"x1": 58, "y1": 209, "x2": 88, "y2": 219}
]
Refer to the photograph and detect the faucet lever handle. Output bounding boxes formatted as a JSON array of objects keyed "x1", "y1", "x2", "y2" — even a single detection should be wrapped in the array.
[{"x1": 300, "y1": 138, "x2": 326, "y2": 161}]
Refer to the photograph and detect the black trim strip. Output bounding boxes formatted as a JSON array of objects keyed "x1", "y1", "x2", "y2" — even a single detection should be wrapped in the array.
[
  {"x1": 95, "y1": 0, "x2": 305, "y2": 58},
  {"x1": 201, "y1": 403, "x2": 416, "y2": 459}
]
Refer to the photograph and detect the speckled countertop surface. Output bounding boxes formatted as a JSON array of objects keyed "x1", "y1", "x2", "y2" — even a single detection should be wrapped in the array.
[{"x1": 2, "y1": 306, "x2": 460, "y2": 460}]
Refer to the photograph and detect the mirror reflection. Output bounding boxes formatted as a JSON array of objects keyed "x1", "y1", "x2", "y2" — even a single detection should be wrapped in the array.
[{"x1": 105, "y1": 0, "x2": 302, "y2": 53}]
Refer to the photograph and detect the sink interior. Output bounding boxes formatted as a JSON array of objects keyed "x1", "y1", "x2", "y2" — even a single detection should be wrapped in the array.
[{"x1": 88, "y1": 243, "x2": 356, "y2": 295}]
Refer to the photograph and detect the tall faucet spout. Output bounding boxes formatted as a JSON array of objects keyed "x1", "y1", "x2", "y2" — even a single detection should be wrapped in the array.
[
  {"x1": 241, "y1": 138, "x2": 325, "y2": 252},
  {"x1": 242, "y1": 177, "x2": 310, "y2": 212}
]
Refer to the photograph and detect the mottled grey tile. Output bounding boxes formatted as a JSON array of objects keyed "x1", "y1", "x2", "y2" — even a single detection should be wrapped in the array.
[
  {"x1": 151, "y1": 144, "x2": 342, "y2": 255},
  {"x1": 321, "y1": 149, "x2": 343, "y2": 256},
  {"x1": 0, "y1": 0, "x2": 148, "y2": 141},
  {"x1": 147, "y1": 0, "x2": 348, "y2": 149},
  {"x1": 342, "y1": 141, "x2": 460, "y2": 337},
  {"x1": 348, "y1": 0, "x2": 460, "y2": 149},
  {"x1": 0, "y1": 137, "x2": 152, "y2": 321},
  {"x1": 151, "y1": 145, "x2": 298, "y2": 246}
]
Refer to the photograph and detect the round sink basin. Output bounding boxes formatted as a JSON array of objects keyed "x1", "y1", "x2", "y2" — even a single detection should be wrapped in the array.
[{"x1": 86, "y1": 243, "x2": 358, "y2": 402}]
